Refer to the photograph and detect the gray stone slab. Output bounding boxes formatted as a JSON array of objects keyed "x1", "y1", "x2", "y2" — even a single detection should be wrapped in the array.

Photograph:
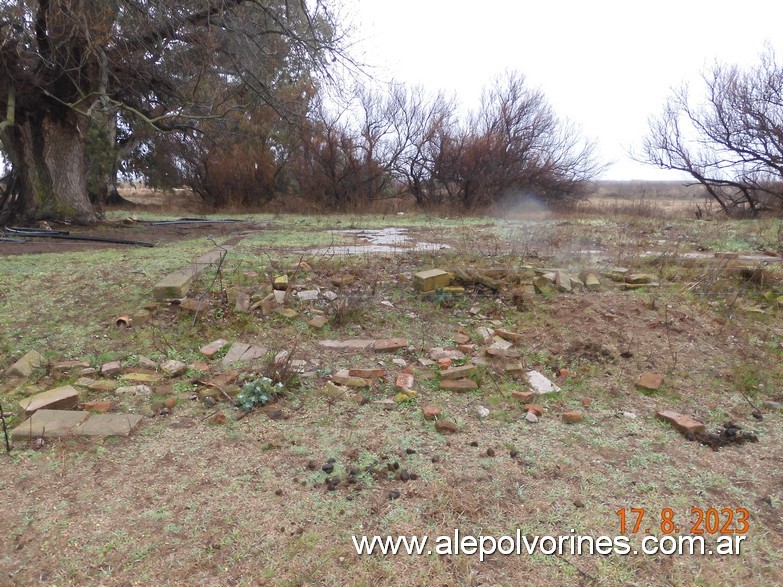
[
  {"x1": 153, "y1": 249, "x2": 227, "y2": 300},
  {"x1": 19, "y1": 385, "x2": 79, "y2": 416},
  {"x1": 11, "y1": 409, "x2": 89, "y2": 439},
  {"x1": 317, "y1": 339, "x2": 376, "y2": 351},
  {"x1": 222, "y1": 342, "x2": 268, "y2": 366},
  {"x1": 75, "y1": 413, "x2": 144, "y2": 437}
]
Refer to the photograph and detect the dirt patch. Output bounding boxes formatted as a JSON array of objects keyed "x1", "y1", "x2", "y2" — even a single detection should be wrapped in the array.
[{"x1": 0, "y1": 220, "x2": 265, "y2": 256}]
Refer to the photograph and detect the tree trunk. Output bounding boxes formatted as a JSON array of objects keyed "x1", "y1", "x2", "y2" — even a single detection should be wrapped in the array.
[{"x1": 8, "y1": 112, "x2": 96, "y2": 224}]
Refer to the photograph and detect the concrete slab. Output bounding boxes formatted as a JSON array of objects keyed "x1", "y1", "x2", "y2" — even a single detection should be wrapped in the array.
[
  {"x1": 11, "y1": 409, "x2": 89, "y2": 439},
  {"x1": 153, "y1": 250, "x2": 226, "y2": 300},
  {"x1": 75, "y1": 413, "x2": 144, "y2": 437},
  {"x1": 19, "y1": 385, "x2": 79, "y2": 416}
]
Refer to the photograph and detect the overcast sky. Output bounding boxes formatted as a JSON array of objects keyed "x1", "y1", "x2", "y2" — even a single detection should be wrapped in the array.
[{"x1": 344, "y1": 0, "x2": 783, "y2": 180}]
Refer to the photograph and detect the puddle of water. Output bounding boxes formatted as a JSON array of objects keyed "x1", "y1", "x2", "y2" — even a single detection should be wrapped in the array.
[{"x1": 309, "y1": 227, "x2": 450, "y2": 255}]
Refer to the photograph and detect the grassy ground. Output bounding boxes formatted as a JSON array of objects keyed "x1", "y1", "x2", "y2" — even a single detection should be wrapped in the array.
[{"x1": 1, "y1": 210, "x2": 782, "y2": 586}]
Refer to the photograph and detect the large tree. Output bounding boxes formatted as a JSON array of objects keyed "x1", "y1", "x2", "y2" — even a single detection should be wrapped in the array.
[
  {"x1": 0, "y1": 0, "x2": 339, "y2": 223},
  {"x1": 643, "y1": 48, "x2": 783, "y2": 215}
]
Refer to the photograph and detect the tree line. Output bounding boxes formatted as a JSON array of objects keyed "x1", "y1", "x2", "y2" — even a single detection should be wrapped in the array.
[{"x1": 2, "y1": 2, "x2": 782, "y2": 223}]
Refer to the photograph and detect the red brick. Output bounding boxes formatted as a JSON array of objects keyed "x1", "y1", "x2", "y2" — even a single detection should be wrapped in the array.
[
  {"x1": 440, "y1": 365, "x2": 476, "y2": 380},
  {"x1": 435, "y1": 420, "x2": 457, "y2": 434},
  {"x1": 199, "y1": 339, "x2": 230, "y2": 358},
  {"x1": 348, "y1": 368, "x2": 386, "y2": 378},
  {"x1": 80, "y1": 401, "x2": 113, "y2": 413},
  {"x1": 524, "y1": 404, "x2": 544, "y2": 417},
  {"x1": 494, "y1": 328, "x2": 523, "y2": 343},
  {"x1": 395, "y1": 373, "x2": 415, "y2": 390},
  {"x1": 439, "y1": 379, "x2": 478, "y2": 392},
  {"x1": 562, "y1": 411, "x2": 583, "y2": 424},
  {"x1": 100, "y1": 361, "x2": 122, "y2": 377},
  {"x1": 422, "y1": 406, "x2": 441, "y2": 420},
  {"x1": 512, "y1": 391, "x2": 535, "y2": 403},
  {"x1": 437, "y1": 358, "x2": 452, "y2": 369},
  {"x1": 373, "y1": 338, "x2": 407, "y2": 352},
  {"x1": 656, "y1": 410, "x2": 705, "y2": 435},
  {"x1": 637, "y1": 372, "x2": 664, "y2": 391}
]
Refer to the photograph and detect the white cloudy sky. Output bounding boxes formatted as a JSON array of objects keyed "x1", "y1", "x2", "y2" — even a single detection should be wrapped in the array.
[{"x1": 342, "y1": 0, "x2": 783, "y2": 180}]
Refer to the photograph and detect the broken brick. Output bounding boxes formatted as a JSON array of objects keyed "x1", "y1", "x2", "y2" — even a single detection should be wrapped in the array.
[
  {"x1": 656, "y1": 410, "x2": 705, "y2": 435},
  {"x1": 637, "y1": 372, "x2": 664, "y2": 391},
  {"x1": 422, "y1": 405, "x2": 441, "y2": 420},
  {"x1": 439, "y1": 379, "x2": 478, "y2": 392}
]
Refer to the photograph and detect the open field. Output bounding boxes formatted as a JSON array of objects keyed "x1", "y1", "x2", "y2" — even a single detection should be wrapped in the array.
[{"x1": 1, "y1": 208, "x2": 782, "y2": 586}]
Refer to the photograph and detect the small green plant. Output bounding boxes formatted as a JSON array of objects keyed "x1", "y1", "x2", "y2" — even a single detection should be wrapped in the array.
[{"x1": 236, "y1": 376, "x2": 282, "y2": 412}]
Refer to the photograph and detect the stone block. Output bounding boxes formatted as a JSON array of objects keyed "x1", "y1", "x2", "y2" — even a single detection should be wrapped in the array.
[
  {"x1": 120, "y1": 373, "x2": 163, "y2": 384},
  {"x1": 153, "y1": 250, "x2": 225, "y2": 300},
  {"x1": 348, "y1": 368, "x2": 386, "y2": 378},
  {"x1": 200, "y1": 339, "x2": 230, "y2": 358},
  {"x1": 274, "y1": 307, "x2": 299, "y2": 319},
  {"x1": 373, "y1": 338, "x2": 408, "y2": 352},
  {"x1": 100, "y1": 361, "x2": 122, "y2": 377},
  {"x1": 625, "y1": 273, "x2": 656, "y2": 285},
  {"x1": 656, "y1": 410, "x2": 705, "y2": 435},
  {"x1": 554, "y1": 271, "x2": 572, "y2": 292},
  {"x1": 562, "y1": 411, "x2": 583, "y2": 424},
  {"x1": 222, "y1": 342, "x2": 268, "y2": 366},
  {"x1": 332, "y1": 370, "x2": 372, "y2": 388},
  {"x1": 533, "y1": 276, "x2": 553, "y2": 294},
  {"x1": 439, "y1": 379, "x2": 478, "y2": 392},
  {"x1": 19, "y1": 386, "x2": 79, "y2": 416},
  {"x1": 153, "y1": 270, "x2": 197, "y2": 300},
  {"x1": 422, "y1": 405, "x2": 441, "y2": 420},
  {"x1": 637, "y1": 372, "x2": 664, "y2": 391},
  {"x1": 80, "y1": 401, "x2": 113, "y2": 413},
  {"x1": 435, "y1": 420, "x2": 457, "y2": 433},
  {"x1": 413, "y1": 269, "x2": 450, "y2": 292},
  {"x1": 75, "y1": 413, "x2": 144, "y2": 437},
  {"x1": 440, "y1": 365, "x2": 476, "y2": 380},
  {"x1": 161, "y1": 360, "x2": 187, "y2": 377},
  {"x1": 235, "y1": 292, "x2": 251, "y2": 312},
  {"x1": 512, "y1": 390, "x2": 535, "y2": 403},
  {"x1": 308, "y1": 315, "x2": 328, "y2": 329},
  {"x1": 6, "y1": 350, "x2": 42, "y2": 378},
  {"x1": 584, "y1": 273, "x2": 601, "y2": 291},
  {"x1": 318, "y1": 339, "x2": 375, "y2": 351},
  {"x1": 11, "y1": 409, "x2": 89, "y2": 439}
]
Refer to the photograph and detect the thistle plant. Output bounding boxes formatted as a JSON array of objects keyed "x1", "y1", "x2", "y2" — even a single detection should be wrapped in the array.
[{"x1": 236, "y1": 376, "x2": 283, "y2": 412}]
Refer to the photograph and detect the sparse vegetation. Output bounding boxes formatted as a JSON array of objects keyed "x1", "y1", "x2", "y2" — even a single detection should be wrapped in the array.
[{"x1": 0, "y1": 203, "x2": 781, "y2": 586}]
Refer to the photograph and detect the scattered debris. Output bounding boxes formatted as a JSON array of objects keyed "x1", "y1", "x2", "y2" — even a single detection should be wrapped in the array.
[{"x1": 526, "y1": 370, "x2": 561, "y2": 394}]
